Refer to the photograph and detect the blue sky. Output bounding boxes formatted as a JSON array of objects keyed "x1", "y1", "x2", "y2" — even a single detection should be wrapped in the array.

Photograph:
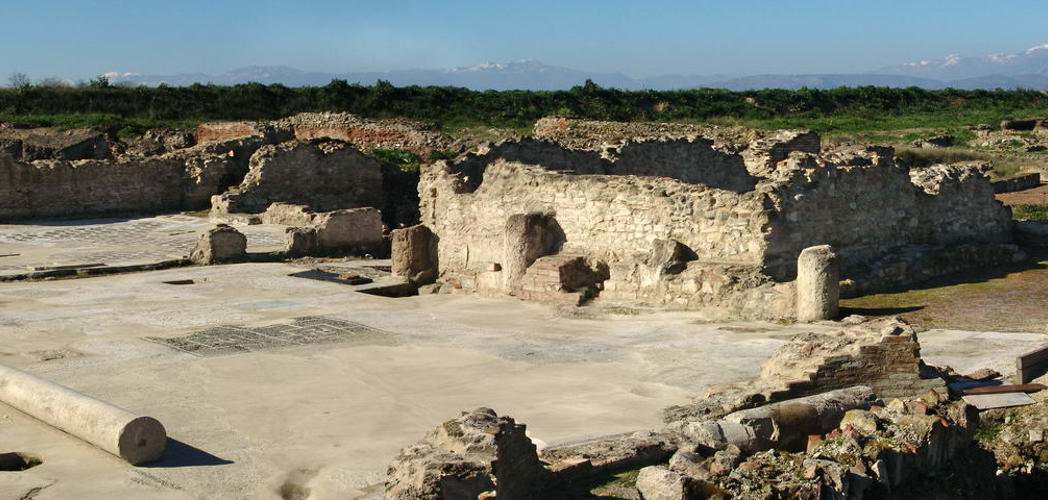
[{"x1": 1, "y1": 0, "x2": 1046, "y2": 79}]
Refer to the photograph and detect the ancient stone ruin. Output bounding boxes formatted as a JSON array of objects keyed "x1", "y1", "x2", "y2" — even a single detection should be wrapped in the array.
[
  {"x1": 0, "y1": 113, "x2": 445, "y2": 228},
  {"x1": 209, "y1": 140, "x2": 384, "y2": 220},
  {"x1": 385, "y1": 407, "x2": 550, "y2": 500},
  {"x1": 413, "y1": 119, "x2": 1017, "y2": 320},
  {"x1": 386, "y1": 317, "x2": 1024, "y2": 499}
]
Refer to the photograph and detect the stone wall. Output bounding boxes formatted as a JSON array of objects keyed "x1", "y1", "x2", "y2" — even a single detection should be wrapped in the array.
[
  {"x1": 421, "y1": 123, "x2": 1014, "y2": 317},
  {"x1": 0, "y1": 127, "x2": 113, "y2": 161},
  {"x1": 992, "y1": 172, "x2": 1041, "y2": 193},
  {"x1": 211, "y1": 140, "x2": 384, "y2": 216},
  {"x1": 757, "y1": 319, "x2": 945, "y2": 401},
  {"x1": 0, "y1": 137, "x2": 262, "y2": 221},
  {"x1": 423, "y1": 159, "x2": 768, "y2": 268},
  {"x1": 195, "y1": 121, "x2": 292, "y2": 145},
  {"x1": 275, "y1": 112, "x2": 454, "y2": 158},
  {"x1": 0, "y1": 156, "x2": 185, "y2": 220},
  {"x1": 763, "y1": 155, "x2": 1013, "y2": 281},
  {"x1": 198, "y1": 113, "x2": 455, "y2": 158}
]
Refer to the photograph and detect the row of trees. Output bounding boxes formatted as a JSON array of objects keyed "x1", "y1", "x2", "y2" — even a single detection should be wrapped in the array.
[{"x1": 3, "y1": 76, "x2": 1048, "y2": 129}]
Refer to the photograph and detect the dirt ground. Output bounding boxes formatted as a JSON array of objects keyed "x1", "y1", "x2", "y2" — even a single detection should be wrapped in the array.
[
  {"x1": 997, "y1": 182, "x2": 1048, "y2": 207},
  {"x1": 842, "y1": 248, "x2": 1048, "y2": 333}
]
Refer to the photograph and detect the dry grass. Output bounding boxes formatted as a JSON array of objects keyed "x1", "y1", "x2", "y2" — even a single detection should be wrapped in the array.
[{"x1": 841, "y1": 250, "x2": 1048, "y2": 332}]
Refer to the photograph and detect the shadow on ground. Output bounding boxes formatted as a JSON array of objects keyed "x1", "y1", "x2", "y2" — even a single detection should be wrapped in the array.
[
  {"x1": 145, "y1": 438, "x2": 233, "y2": 468},
  {"x1": 841, "y1": 246, "x2": 1048, "y2": 331}
]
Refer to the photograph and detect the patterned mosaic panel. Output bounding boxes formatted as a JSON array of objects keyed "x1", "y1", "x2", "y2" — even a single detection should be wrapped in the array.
[{"x1": 146, "y1": 316, "x2": 390, "y2": 357}]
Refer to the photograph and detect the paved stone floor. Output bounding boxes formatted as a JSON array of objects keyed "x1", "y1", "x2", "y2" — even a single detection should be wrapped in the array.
[
  {"x1": 0, "y1": 215, "x2": 287, "y2": 276},
  {"x1": 0, "y1": 263, "x2": 1043, "y2": 499}
]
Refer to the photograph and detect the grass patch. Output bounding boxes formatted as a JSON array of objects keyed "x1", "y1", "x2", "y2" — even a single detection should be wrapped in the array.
[
  {"x1": 0, "y1": 113, "x2": 197, "y2": 141},
  {"x1": 841, "y1": 250, "x2": 1048, "y2": 332},
  {"x1": 588, "y1": 469, "x2": 641, "y2": 498},
  {"x1": 1013, "y1": 204, "x2": 1048, "y2": 221},
  {"x1": 895, "y1": 147, "x2": 991, "y2": 168},
  {"x1": 372, "y1": 148, "x2": 422, "y2": 172},
  {"x1": 975, "y1": 422, "x2": 1002, "y2": 445}
]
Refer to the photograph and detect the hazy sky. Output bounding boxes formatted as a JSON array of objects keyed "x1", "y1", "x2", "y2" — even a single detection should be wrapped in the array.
[{"x1": 2, "y1": 0, "x2": 1046, "y2": 80}]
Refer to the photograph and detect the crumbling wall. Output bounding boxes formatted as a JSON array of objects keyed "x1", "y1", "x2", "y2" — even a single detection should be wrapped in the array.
[
  {"x1": 446, "y1": 137, "x2": 756, "y2": 193},
  {"x1": 0, "y1": 137, "x2": 263, "y2": 220},
  {"x1": 422, "y1": 121, "x2": 1015, "y2": 316},
  {"x1": 275, "y1": 112, "x2": 454, "y2": 158},
  {"x1": 211, "y1": 140, "x2": 384, "y2": 215},
  {"x1": 664, "y1": 318, "x2": 947, "y2": 425},
  {"x1": 761, "y1": 151, "x2": 1013, "y2": 281},
  {"x1": 195, "y1": 121, "x2": 292, "y2": 145},
  {"x1": 0, "y1": 156, "x2": 186, "y2": 220},
  {"x1": 0, "y1": 127, "x2": 113, "y2": 161},
  {"x1": 422, "y1": 158, "x2": 771, "y2": 289},
  {"x1": 533, "y1": 116, "x2": 763, "y2": 151},
  {"x1": 386, "y1": 408, "x2": 550, "y2": 500}
]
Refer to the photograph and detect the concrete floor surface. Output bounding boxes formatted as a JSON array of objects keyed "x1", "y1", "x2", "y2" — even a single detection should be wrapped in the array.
[{"x1": 0, "y1": 263, "x2": 1043, "y2": 499}]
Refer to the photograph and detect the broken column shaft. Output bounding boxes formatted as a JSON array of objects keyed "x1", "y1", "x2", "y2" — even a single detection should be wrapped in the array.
[
  {"x1": 0, "y1": 363, "x2": 167, "y2": 465},
  {"x1": 796, "y1": 245, "x2": 840, "y2": 321}
]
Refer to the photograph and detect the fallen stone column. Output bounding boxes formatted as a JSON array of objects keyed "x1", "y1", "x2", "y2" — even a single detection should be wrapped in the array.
[
  {"x1": 0, "y1": 363, "x2": 167, "y2": 465},
  {"x1": 676, "y1": 386, "x2": 876, "y2": 453},
  {"x1": 796, "y1": 245, "x2": 840, "y2": 321}
]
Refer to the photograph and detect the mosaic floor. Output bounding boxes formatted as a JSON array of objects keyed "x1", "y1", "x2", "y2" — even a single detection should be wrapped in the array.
[
  {"x1": 145, "y1": 315, "x2": 392, "y2": 356},
  {"x1": 0, "y1": 215, "x2": 287, "y2": 274}
]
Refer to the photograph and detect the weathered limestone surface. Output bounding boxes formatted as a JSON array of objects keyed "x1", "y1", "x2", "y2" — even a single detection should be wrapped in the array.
[
  {"x1": 0, "y1": 363, "x2": 166, "y2": 465},
  {"x1": 502, "y1": 213, "x2": 562, "y2": 293},
  {"x1": 674, "y1": 386, "x2": 878, "y2": 453},
  {"x1": 311, "y1": 207, "x2": 383, "y2": 253},
  {"x1": 385, "y1": 407, "x2": 550, "y2": 500},
  {"x1": 198, "y1": 112, "x2": 455, "y2": 158},
  {"x1": 126, "y1": 128, "x2": 195, "y2": 157},
  {"x1": 664, "y1": 318, "x2": 947, "y2": 424},
  {"x1": 0, "y1": 137, "x2": 263, "y2": 220},
  {"x1": 391, "y1": 224, "x2": 437, "y2": 284},
  {"x1": 261, "y1": 202, "x2": 317, "y2": 226},
  {"x1": 795, "y1": 245, "x2": 840, "y2": 321},
  {"x1": 211, "y1": 140, "x2": 384, "y2": 216},
  {"x1": 282, "y1": 207, "x2": 384, "y2": 257},
  {"x1": 171, "y1": 137, "x2": 265, "y2": 210},
  {"x1": 190, "y1": 224, "x2": 247, "y2": 265},
  {"x1": 0, "y1": 127, "x2": 113, "y2": 161},
  {"x1": 275, "y1": 112, "x2": 455, "y2": 158},
  {"x1": 635, "y1": 466, "x2": 705, "y2": 500},
  {"x1": 0, "y1": 156, "x2": 185, "y2": 220},
  {"x1": 421, "y1": 120, "x2": 1014, "y2": 319}
]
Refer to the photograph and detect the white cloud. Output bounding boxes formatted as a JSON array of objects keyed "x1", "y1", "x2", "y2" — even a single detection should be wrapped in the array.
[
  {"x1": 1026, "y1": 43, "x2": 1048, "y2": 54},
  {"x1": 102, "y1": 71, "x2": 139, "y2": 79}
]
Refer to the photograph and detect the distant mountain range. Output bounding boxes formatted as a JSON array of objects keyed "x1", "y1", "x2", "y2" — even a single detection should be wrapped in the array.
[{"x1": 104, "y1": 43, "x2": 1048, "y2": 91}]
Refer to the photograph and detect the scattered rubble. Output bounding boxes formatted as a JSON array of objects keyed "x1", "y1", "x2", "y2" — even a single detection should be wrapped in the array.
[
  {"x1": 385, "y1": 407, "x2": 550, "y2": 500},
  {"x1": 664, "y1": 317, "x2": 945, "y2": 423},
  {"x1": 912, "y1": 134, "x2": 956, "y2": 149},
  {"x1": 126, "y1": 128, "x2": 196, "y2": 156}
]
